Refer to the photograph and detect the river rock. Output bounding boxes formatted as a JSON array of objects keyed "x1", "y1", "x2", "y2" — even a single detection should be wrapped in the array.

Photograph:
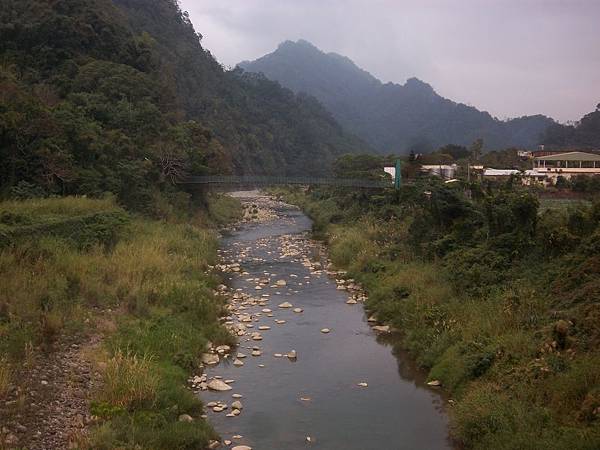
[
  {"x1": 276, "y1": 279, "x2": 287, "y2": 286},
  {"x1": 178, "y1": 414, "x2": 193, "y2": 423},
  {"x1": 427, "y1": 380, "x2": 442, "y2": 387},
  {"x1": 207, "y1": 379, "x2": 232, "y2": 391},
  {"x1": 278, "y1": 302, "x2": 293, "y2": 308},
  {"x1": 233, "y1": 358, "x2": 244, "y2": 367},
  {"x1": 201, "y1": 353, "x2": 220, "y2": 365},
  {"x1": 293, "y1": 308, "x2": 303, "y2": 313},
  {"x1": 320, "y1": 328, "x2": 331, "y2": 334},
  {"x1": 372, "y1": 325, "x2": 391, "y2": 333},
  {"x1": 216, "y1": 345, "x2": 231, "y2": 354},
  {"x1": 232, "y1": 446, "x2": 252, "y2": 450},
  {"x1": 357, "y1": 382, "x2": 368, "y2": 387},
  {"x1": 231, "y1": 400, "x2": 243, "y2": 410},
  {"x1": 287, "y1": 350, "x2": 297, "y2": 360},
  {"x1": 258, "y1": 325, "x2": 271, "y2": 330}
]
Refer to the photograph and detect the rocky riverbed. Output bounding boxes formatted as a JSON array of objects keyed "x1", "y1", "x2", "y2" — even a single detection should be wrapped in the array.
[{"x1": 190, "y1": 191, "x2": 451, "y2": 450}]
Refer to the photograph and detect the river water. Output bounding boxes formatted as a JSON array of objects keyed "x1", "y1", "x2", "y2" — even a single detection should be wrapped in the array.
[{"x1": 201, "y1": 193, "x2": 450, "y2": 449}]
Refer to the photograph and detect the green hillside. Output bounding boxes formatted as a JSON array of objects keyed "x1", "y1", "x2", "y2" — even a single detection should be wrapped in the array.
[{"x1": 0, "y1": 0, "x2": 370, "y2": 213}]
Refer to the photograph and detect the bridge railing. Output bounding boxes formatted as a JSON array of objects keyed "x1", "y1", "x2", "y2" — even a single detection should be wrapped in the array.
[{"x1": 182, "y1": 175, "x2": 391, "y2": 189}]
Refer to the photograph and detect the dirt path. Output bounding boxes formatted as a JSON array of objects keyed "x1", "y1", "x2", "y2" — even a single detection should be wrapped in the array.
[{"x1": 0, "y1": 332, "x2": 103, "y2": 449}]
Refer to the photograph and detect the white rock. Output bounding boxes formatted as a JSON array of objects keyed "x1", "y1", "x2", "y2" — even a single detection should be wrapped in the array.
[
  {"x1": 293, "y1": 308, "x2": 303, "y2": 313},
  {"x1": 231, "y1": 400, "x2": 243, "y2": 410},
  {"x1": 278, "y1": 302, "x2": 293, "y2": 308},
  {"x1": 320, "y1": 328, "x2": 331, "y2": 334},
  {"x1": 372, "y1": 325, "x2": 391, "y2": 333},
  {"x1": 427, "y1": 380, "x2": 442, "y2": 387},
  {"x1": 201, "y1": 353, "x2": 219, "y2": 365},
  {"x1": 207, "y1": 379, "x2": 232, "y2": 391},
  {"x1": 357, "y1": 382, "x2": 368, "y2": 387},
  {"x1": 233, "y1": 359, "x2": 244, "y2": 367},
  {"x1": 275, "y1": 279, "x2": 287, "y2": 286}
]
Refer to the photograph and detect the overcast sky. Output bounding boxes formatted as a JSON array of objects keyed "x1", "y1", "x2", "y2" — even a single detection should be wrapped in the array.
[{"x1": 180, "y1": 0, "x2": 600, "y2": 123}]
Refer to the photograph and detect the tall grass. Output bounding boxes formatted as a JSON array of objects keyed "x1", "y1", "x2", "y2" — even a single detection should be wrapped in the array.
[
  {"x1": 0, "y1": 196, "x2": 118, "y2": 217},
  {"x1": 0, "y1": 358, "x2": 10, "y2": 397},
  {"x1": 100, "y1": 351, "x2": 158, "y2": 409},
  {"x1": 0, "y1": 196, "x2": 231, "y2": 449}
]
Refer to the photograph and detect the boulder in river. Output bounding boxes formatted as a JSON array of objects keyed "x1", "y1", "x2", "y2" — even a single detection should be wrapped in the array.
[
  {"x1": 372, "y1": 325, "x2": 391, "y2": 333},
  {"x1": 287, "y1": 350, "x2": 297, "y2": 360},
  {"x1": 276, "y1": 279, "x2": 287, "y2": 286},
  {"x1": 320, "y1": 328, "x2": 331, "y2": 334},
  {"x1": 231, "y1": 400, "x2": 243, "y2": 410},
  {"x1": 201, "y1": 353, "x2": 219, "y2": 365},
  {"x1": 278, "y1": 302, "x2": 293, "y2": 308},
  {"x1": 207, "y1": 379, "x2": 232, "y2": 391}
]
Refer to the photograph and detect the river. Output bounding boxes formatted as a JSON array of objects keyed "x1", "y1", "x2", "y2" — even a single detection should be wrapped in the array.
[{"x1": 200, "y1": 192, "x2": 451, "y2": 449}]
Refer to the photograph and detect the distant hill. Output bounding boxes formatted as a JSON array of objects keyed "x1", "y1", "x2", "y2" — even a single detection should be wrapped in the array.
[
  {"x1": 239, "y1": 40, "x2": 556, "y2": 154},
  {"x1": 542, "y1": 104, "x2": 600, "y2": 149}
]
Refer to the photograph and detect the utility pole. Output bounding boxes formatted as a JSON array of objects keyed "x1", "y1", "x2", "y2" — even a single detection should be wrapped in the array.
[{"x1": 395, "y1": 159, "x2": 402, "y2": 190}]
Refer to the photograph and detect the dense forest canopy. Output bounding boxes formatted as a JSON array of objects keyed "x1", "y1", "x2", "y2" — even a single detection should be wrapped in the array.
[
  {"x1": 0, "y1": 0, "x2": 370, "y2": 213},
  {"x1": 239, "y1": 40, "x2": 557, "y2": 154}
]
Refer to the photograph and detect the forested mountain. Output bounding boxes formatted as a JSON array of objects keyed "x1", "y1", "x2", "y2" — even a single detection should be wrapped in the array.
[
  {"x1": 239, "y1": 40, "x2": 556, "y2": 154},
  {"x1": 542, "y1": 103, "x2": 600, "y2": 149},
  {"x1": 0, "y1": 0, "x2": 369, "y2": 212}
]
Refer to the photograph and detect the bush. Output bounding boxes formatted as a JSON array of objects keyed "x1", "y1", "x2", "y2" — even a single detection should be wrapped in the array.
[{"x1": 100, "y1": 351, "x2": 159, "y2": 409}]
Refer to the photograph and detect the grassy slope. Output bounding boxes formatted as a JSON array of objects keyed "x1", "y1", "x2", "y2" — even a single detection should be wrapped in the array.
[
  {"x1": 0, "y1": 195, "x2": 241, "y2": 448},
  {"x1": 273, "y1": 186, "x2": 600, "y2": 450}
]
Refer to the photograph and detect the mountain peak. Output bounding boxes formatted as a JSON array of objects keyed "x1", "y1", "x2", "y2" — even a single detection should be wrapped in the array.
[
  {"x1": 238, "y1": 42, "x2": 555, "y2": 152},
  {"x1": 277, "y1": 39, "x2": 320, "y2": 52}
]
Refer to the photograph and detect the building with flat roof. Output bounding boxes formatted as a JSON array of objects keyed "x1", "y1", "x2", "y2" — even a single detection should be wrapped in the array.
[{"x1": 529, "y1": 151, "x2": 600, "y2": 184}]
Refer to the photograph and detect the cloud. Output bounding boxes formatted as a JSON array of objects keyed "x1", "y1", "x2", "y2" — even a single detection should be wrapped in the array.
[{"x1": 180, "y1": 0, "x2": 600, "y2": 122}]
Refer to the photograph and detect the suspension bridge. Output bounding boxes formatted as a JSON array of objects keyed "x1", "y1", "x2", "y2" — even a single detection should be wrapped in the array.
[{"x1": 180, "y1": 175, "x2": 393, "y2": 189}]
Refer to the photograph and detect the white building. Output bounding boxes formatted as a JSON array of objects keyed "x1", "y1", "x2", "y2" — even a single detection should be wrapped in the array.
[
  {"x1": 529, "y1": 151, "x2": 600, "y2": 184},
  {"x1": 421, "y1": 164, "x2": 458, "y2": 179}
]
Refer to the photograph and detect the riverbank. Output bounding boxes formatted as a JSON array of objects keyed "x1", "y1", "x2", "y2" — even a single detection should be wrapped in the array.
[
  {"x1": 0, "y1": 195, "x2": 241, "y2": 449},
  {"x1": 270, "y1": 185, "x2": 600, "y2": 450},
  {"x1": 193, "y1": 191, "x2": 450, "y2": 449}
]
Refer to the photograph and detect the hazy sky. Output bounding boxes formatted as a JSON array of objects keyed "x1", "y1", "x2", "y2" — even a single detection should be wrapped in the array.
[{"x1": 180, "y1": 0, "x2": 600, "y2": 123}]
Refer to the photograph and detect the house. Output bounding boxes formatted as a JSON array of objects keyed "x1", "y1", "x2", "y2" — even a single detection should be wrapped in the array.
[
  {"x1": 420, "y1": 164, "x2": 458, "y2": 179},
  {"x1": 529, "y1": 151, "x2": 600, "y2": 184},
  {"x1": 482, "y1": 168, "x2": 521, "y2": 181}
]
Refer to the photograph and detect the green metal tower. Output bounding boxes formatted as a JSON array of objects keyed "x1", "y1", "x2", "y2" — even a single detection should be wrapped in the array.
[{"x1": 394, "y1": 159, "x2": 402, "y2": 190}]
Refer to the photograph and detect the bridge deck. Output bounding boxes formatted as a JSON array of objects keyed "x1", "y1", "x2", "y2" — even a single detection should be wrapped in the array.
[{"x1": 182, "y1": 175, "x2": 390, "y2": 189}]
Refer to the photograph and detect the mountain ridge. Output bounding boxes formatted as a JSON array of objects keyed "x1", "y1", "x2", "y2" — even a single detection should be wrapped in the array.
[{"x1": 239, "y1": 39, "x2": 556, "y2": 153}]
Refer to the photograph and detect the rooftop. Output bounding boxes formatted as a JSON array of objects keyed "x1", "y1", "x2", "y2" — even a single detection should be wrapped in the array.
[{"x1": 535, "y1": 151, "x2": 600, "y2": 162}]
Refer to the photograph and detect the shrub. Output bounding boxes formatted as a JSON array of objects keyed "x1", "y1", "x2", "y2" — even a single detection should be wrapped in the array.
[{"x1": 99, "y1": 351, "x2": 159, "y2": 409}]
